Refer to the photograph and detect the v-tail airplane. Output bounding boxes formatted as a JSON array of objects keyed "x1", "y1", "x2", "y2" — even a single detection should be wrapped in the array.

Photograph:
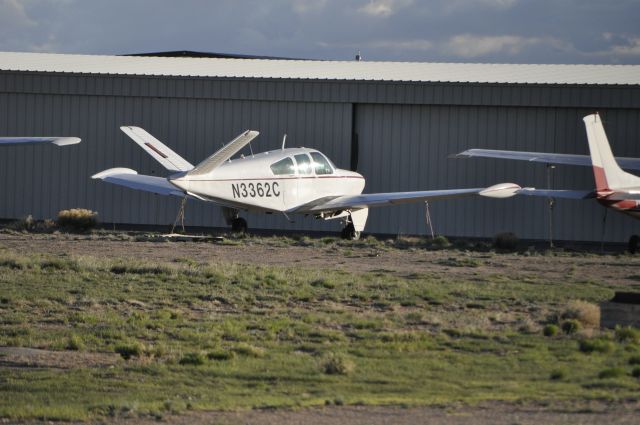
[
  {"x1": 457, "y1": 113, "x2": 640, "y2": 251},
  {"x1": 93, "y1": 127, "x2": 520, "y2": 239}
]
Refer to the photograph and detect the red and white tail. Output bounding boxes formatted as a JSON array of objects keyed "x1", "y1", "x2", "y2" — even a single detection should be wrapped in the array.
[{"x1": 584, "y1": 113, "x2": 640, "y2": 191}]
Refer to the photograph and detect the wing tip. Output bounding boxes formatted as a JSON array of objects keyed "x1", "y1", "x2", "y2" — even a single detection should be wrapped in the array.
[
  {"x1": 92, "y1": 167, "x2": 138, "y2": 179},
  {"x1": 52, "y1": 137, "x2": 81, "y2": 146}
]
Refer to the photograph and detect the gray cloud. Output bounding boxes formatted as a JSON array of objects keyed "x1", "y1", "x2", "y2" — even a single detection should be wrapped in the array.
[{"x1": 0, "y1": 0, "x2": 638, "y2": 64}]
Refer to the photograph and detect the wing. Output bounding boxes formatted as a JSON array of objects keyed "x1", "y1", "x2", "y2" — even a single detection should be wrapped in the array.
[
  {"x1": 516, "y1": 188, "x2": 595, "y2": 200},
  {"x1": 455, "y1": 149, "x2": 640, "y2": 171},
  {"x1": 92, "y1": 168, "x2": 186, "y2": 197},
  {"x1": 120, "y1": 126, "x2": 194, "y2": 172},
  {"x1": 291, "y1": 183, "x2": 520, "y2": 213},
  {"x1": 0, "y1": 137, "x2": 81, "y2": 146}
]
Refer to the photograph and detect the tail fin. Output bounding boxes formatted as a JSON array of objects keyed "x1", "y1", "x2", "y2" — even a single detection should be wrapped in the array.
[
  {"x1": 121, "y1": 126, "x2": 194, "y2": 172},
  {"x1": 583, "y1": 114, "x2": 640, "y2": 191},
  {"x1": 186, "y1": 130, "x2": 259, "y2": 177}
]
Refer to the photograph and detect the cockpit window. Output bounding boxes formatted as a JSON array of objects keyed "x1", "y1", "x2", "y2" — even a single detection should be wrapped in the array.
[
  {"x1": 310, "y1": 152, "x2": 334, "y2": 175},
  {"x1": 270, "y1": 157, "x2": 295, "y2": 175},
  {"x1": 294, "y1": 154, "x2": 312, "y2": 175}
]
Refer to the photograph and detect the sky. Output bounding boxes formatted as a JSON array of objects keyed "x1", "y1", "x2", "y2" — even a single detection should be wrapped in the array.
[{"x1": 1, "y1": 0, "x2": 639, "y2": 64}]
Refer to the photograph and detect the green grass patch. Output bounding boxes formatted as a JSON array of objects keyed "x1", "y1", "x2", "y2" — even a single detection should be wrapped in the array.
[{"x1": 0, "y1": 248, "x2": 637, "y2": 420}]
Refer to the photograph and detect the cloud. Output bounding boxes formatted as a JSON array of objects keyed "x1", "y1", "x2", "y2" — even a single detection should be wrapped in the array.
[
  {"x1": 368, "y1": 39, "x2": 434, "y2": 51},
  {"x1": 445, "y1": 34, "x2": 566, "y2": 58},
  {"x1": 291, "y1": 0, "x2": 328, "y2": 14},
  {"x1": 443, "y1": 0, "x2": 518, "y2": 14},
  {"x1": 358, "y1": 0, "x2": 414, "y2": 17},
  {"x1": 0, "y1": 0, "x2": 36, "y2": 32},
  {"x1": 592, "y1": 33, "x2": 640, "y2": 58}
]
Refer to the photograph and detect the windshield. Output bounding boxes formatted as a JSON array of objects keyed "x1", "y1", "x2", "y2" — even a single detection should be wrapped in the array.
[
  {"x1": 310, "y1": 152, "x2": 334, "y2": 175},
  {"x1": 270, "y1": 157, "x2": 295, "y2": 175}
]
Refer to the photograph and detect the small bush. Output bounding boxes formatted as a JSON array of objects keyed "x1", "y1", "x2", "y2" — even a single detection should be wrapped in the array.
[
  {"x1": 543, "y1": 324, "x2": 559, "y2": 337},
  {"x1": 57, "y1": 208, "x2": 98, "y2": 232},
  {"x1": 207, "y1": 350, "x2": 235, "y2": 361},
  {"x1": 561, "y1": 319, "x2": 581, "y2": 335},
  {"x1": 11, "y1": 215, "x2": 36, "y2": 231},
  {"x1": 579, "y1": 338, "x2": 613, "y2": 354},
  {"x1": 629, "y1": 355, "x2": 640, "y2": 365},
  {"x1": 179, "y1": 352, "x2": 206, "y2": 366},
  {"x1": 66, "y1": 335, "x2": 84, "y2": 351},
  {"x1": 550, "y1": 370, "x2": 565, "y2": 380},
  {"x1": 598, "y1": 367, "x2": 625, "y2": 379},
  {"x1": 562, "y1": 300, "x2": 600, "y2": 329},
  {"x1": 321, "y1": 352, "x2": 354, "y2": 375},
  {"x1": 632, "y1": 367, "x2": 640, "y2": 378},
  {"x1": 115, "y1": 342, "x2": 143, "y2": 360},
  {"x1": 232, "y1": 343, "x2": 265, "y2": 358},
  {"x1": 615, "y1": 326, "x2": 640, "y2": 344},
  {"x1": 431, "y1": 235, "x2": 450, "y2": 248},
  {"x1": 493, "y1": 232, "x2": 518, "y2": 251}
]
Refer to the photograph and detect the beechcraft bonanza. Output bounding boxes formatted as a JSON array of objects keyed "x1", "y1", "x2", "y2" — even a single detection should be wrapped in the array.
[
  {"x1": 93, "y1": 126, "x2": 520, "y2": 239},
  {"x1": 457, "y1": 113, "x2": 640, "y2": 251},
  {"x1": 0, "y1": 137, "x2": 81, "y2": 147}
]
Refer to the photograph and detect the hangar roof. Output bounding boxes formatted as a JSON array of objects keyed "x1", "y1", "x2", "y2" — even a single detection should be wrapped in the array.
[{"x1": 0, "y1": 51, "x2": 639, "y2": 86}]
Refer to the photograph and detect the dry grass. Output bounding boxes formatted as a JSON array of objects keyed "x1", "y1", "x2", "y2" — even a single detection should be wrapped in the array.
[
  {"x1": 57, "y1": 209, "x2": 98, "y2": 232},
  {"x1": 563, "y1": 300, "x2": 601, "y2": 329}
]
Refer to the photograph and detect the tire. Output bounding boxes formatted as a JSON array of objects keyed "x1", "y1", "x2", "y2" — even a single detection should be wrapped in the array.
[
  {"x1": 231, "y1": 217, "x2": 248, "y2": 234},
  {"x1": 629, "y1": 234, "x2": 639, "y2": 254},
  {"x1": 340, "y1": 223, "x2": 360, "y2": 240}
]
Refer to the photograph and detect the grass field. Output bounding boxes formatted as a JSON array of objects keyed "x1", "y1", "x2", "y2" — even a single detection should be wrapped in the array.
[{"x1": 1, "y1": 236, "x2": 639, "y2": 421}]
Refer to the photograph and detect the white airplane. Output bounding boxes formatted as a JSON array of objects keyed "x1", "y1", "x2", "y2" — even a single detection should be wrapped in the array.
[
  {"x1": 0, "y1": 137, "x2": 81, "y2": 146},
  {"x1": 92, "y1": 126, "x2": 520, "y2": 239},
  {"x1": 457, "y1": 113, "x2": 640, "y2": 251}
]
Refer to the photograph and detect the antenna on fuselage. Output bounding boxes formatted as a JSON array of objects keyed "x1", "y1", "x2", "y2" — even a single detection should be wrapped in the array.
[{"x1": 281, "y1": 134, "x2": 287, "y2": 150}]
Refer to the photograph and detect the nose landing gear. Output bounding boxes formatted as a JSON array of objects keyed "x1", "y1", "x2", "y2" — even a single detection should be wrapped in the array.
[{"x1": 231, "y1": 217, "x2": 248, "y2": 234}]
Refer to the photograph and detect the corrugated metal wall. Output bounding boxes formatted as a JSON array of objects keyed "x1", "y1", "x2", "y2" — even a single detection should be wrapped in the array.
[
  {"x1": 0, "y1": 72, "x2": 638, "y2": 241},
  {"x1": 0, "y1": 92, "x2": 352, "y2": 232},
  {"x1": 355, "y1": 104, "x2": 639, "y2": 241}
]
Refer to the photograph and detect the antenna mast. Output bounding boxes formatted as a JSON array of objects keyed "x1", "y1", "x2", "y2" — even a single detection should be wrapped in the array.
[{"x1": 281, "y1": 134, "x2": 287, "y2": 150}]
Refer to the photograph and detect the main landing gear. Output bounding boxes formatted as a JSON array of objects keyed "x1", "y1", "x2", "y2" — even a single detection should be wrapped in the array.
[
  {"x1": 629, "y1": 234, "x2": 639, "y2": 254},
  {"x1": 341, "y1": 219, "x2": 361, "y2": 240}
]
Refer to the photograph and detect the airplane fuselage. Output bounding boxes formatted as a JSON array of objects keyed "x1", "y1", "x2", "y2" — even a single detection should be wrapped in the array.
[
  {"x1": 169, "y1": 147, "x2": 365, "y2": 212},
  {"x1": 597, "y1": 198, "x2": 640, "y2": 219}
]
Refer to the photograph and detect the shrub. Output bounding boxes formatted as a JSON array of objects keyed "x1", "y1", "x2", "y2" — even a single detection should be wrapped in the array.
[
  {"x1": 629, "y1": 355, "x2": 640, "y2": 365},
  {"x1": 550, "y1": 370, "x2": 565, "y2": 380},
  {"x1": 579, "y1": 338, "x2": 613, "y2": 354},
  {"x1": 232, "y1": 343, "x2": 265, "y2": 358},
  {"x1": 562, "y1": 300, "x2": 600, "y2": 329},
  {"x1": 179, "y1": 352, "x2": 206, "y2": 366},
  {"x1": 561, "y1": 319, "x2": 580, "y2": 335},
  {"x1": 321, "y1": 352, "x2": 355, "y2": 375},
  {"x1": 598, "y1": 367, "x2": 625, "y2": 379},
  {"x1": 543, "y1": 324, "x2": 559, "y2": 337},
  {"x1": 493, "y1": 232, "x2": 518, "y2": 251},
  {"x1": 615, "y1": 326, "x2": 640, "y2": 344},
  {"x1": 57, "y1": 208, "x2": 98, "y2": 232},
  {"x1": 66, "y1": 335, "x2": 84, "y2": 351},
  {"x1": 207, "y1": 350, "x2": 235, "y2": 361},
  {"x1": 431, "y1": 235, "x2": 450, "y2": 248},
  {"x1": 11, "y1": 215, "x2": 36, "y2": 231},
  {"x1": 632, "y1": 367, "x2": 640, "y2": 378},
  {"x1": 115, "y1": 342, "x2": 143, "y2": 360}
]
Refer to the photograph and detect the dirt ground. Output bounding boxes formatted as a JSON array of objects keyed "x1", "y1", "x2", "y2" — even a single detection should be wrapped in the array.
[
  {"x1": 1, "y1": 232, "x2": 639, "y2": 287},
  {"x1": 1, "y1": 231, "x2": 640, "y2": 424}
]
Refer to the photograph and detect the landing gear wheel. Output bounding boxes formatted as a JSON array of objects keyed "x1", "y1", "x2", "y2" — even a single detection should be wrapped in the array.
[
  {"x1": 231, "y1": 217, "x2": 248, "y2": 234},
  {"x1": 629, "y1": 234, "x2": 639, "y2": 254},
  {"x1": 341, "y1": 223, "x2": 361, "y2": 240}
]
